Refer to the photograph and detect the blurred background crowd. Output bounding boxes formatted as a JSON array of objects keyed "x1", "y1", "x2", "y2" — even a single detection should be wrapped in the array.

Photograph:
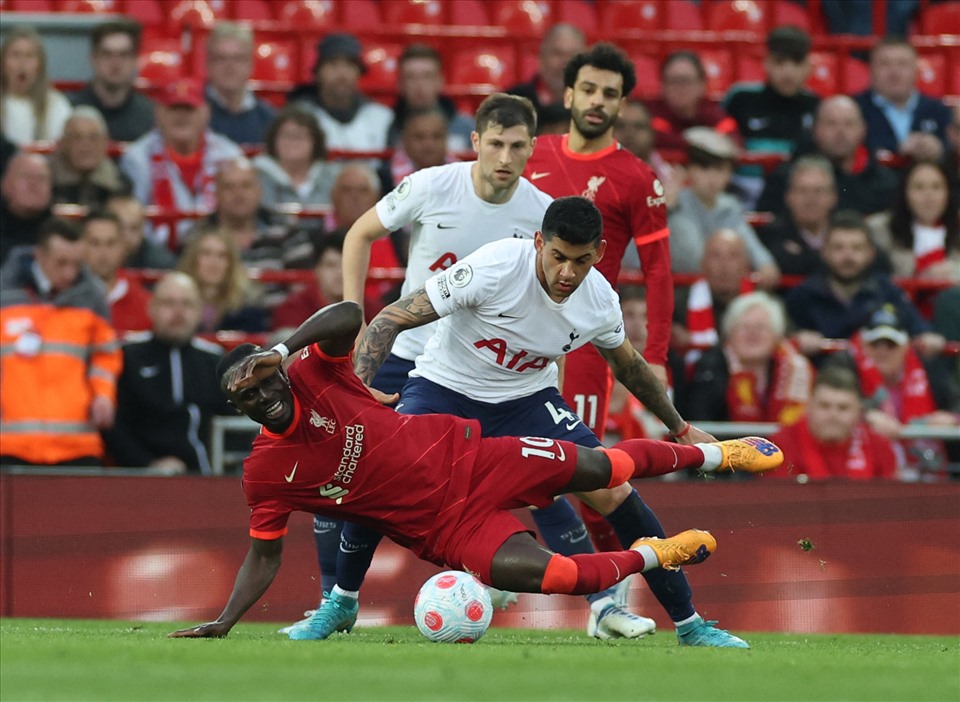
[{"x1": 0, "y1": 0, "x2": 957, "y2": 480}]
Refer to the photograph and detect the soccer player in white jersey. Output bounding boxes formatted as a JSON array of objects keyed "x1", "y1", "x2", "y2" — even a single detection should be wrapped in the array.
[
  {"x1": 346, "y1": 196, "x2": 754, "y2": 648},
  {"x1": 285, "y1": 95, "x2": 654, "y2": 642}
]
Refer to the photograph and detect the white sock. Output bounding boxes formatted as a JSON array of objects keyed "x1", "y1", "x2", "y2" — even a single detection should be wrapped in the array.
[
  {"x1": 590, "y1": 595, "x2": 614, "y2": 617},
  {"x1": 674, "y1": 613, "x2": 700, "y2": 630},
  {"x1": 696, "y1": 443, "x2": 723, "y2": 472},
  {"x1": 332, "y1": 584, "x2": 359, "y2": 600},
  {"x1": 633, "y1": 544, "x2": 660, "y2": 572}
]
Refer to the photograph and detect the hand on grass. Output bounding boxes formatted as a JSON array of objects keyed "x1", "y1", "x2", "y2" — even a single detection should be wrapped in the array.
[{"x1": 168, "y1": 621, "x2": 231, "y2": 638}]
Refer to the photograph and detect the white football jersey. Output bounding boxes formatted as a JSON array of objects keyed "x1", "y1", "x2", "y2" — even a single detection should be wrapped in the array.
[
  {"x1": 416, "y1": 238, "x2": 625, "y2": 402},
  {"x1": 375, "y1": 161, "x2": 552, "y2": 361}
]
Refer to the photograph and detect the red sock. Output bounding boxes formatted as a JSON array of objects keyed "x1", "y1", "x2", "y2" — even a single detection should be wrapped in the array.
[
  {"x1": 541, "y1": 551, "x2": 646, "y2": 595},
  {"x1": 578, "y1": 502, "x2": 621, "y2": 552},
  {"x1": 603, "y1": 440, "x2": 705, "y2": 483}
]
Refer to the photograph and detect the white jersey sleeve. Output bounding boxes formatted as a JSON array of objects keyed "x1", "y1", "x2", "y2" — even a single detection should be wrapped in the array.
[
  {"x1": 592, "y1": 288, "x2": 627, "y2": 349},
  {"x1": 375, "y1": 171, "x2": 430, "y2": 231},
  {"x1": 424, "y1": 257, "x2": 502, "y2": 317}
]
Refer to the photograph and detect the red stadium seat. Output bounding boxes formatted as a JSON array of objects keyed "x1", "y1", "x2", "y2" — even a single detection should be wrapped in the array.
[
  {"x1": 806, "y1": 51, "x2": 838, "y2": 96},
  {"x1": 233, "y1": 0, "x2": 273, "y2": 21},
  {"x1": 138, "y1": 43, "x2": 185, "y2": 84},
  {"x1": 840, "y1": 57, "x2": 870, "y2": 95},
  {"x1": 706, "y1": 0, "x2": 767, "y2": 32},
  {"x1": 122, "y1": 0, "x2": 163, "y2": 25},
  {"x1": 449, "y1": 0, "x2": 489, "y2": 25},
  {"x1": 629, "y1": 53, "x2": 660, "y2": 99},
  {"x1": 554, "y1": 0, "x2": 598, "y2": 34},
  {"x1": 772, "y1": 0, "x2": 812, "y2": 31},
  {"x1": 58, "y1": 0, "x2": 119, "y2": 12},
  {"x1": 358, "y1": 43, "x2": 403, "y2": 93},
  {"x1": 736, "y1": 54, "x2": 766, "y2": 84},
  {"x1": 919, "y1": 2, "x2": 960, "y2": 35},
  {"x1": 381, "y1": 0, "x2": 446, "y2": 25},
  {"x1": 276, "y1": 0, "x2": 336, "y2": 27},
  {"x1": 168, "y1": 0, "x2": 220, "y2": 27},
  {"x1": 490, "y1": 0, "x2": 553, "y2": 35},
  {"x1": 699, "y1": 48, "x2": 734, "y2": 96},
  {"x1": 916, "y1": 53, "x2": 946, "y2": 97},
  {"x1": 600, "y1": 0, "x2": 703, "y2": 32},
  {"x1": 11, "y1": 0, "x2": 52, "y2": 9},
  {"x1": 253, "y1": 41, "x2": 296, "y2": 84},
  {"x1": 449, "y1": 48, "x2": 516, "y2": 89},
  {"x1": 338, "y1": 0, "x2": 381, "y2": 30}
]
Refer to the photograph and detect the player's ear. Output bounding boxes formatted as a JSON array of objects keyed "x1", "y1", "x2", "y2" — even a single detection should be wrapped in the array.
[
  {"x1": 471, "y1": 130, "x2": 480, "y2": 154},
  {"x1": 563, "y1": 86, "x2": 573, "y2": 109},
  {"x1": 226, "y1": 399, "x2": 243, "y2": 415},
  {"x1": 594, "y1": 239, "x2": 607, "y2": 262},
  {"x1": 534, "y1": 231, "x2": 545, "y2": 251}
]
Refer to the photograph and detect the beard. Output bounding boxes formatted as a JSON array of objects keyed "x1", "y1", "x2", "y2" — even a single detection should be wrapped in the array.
[{"x1": 571, "y1": 106, "x2": 615, "y2": 139}]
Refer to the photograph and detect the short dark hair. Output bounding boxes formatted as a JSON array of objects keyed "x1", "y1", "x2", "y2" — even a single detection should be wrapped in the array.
[
  {"x1": 313, "y1": 230, "x2": 346, "y2": 265},
  {"x1": 475, "y1": 93, "x2": 537, "y2": 137},
  {"x1": 90, "y1": 20, "x2": 142, "y2": 53},
  {"x1": 687, "y1": 145, "x2": 733, "y2": 168},
  {"x1": 80, "y1": 209, "x2": 122, "y2": 234},
  {"x1": 767, "y1": 25, "x2": 811, "y2": 62},
  {"x1": 827, "y1": 209, "x2": 872, "y2": 242},
  {"x1": 870, "y1": 35, "x2": 916, "y2": 61},
  {"x1": 659, "y1": 50, "x2": 706, "y2": 82},
  {"x1": 619, "y1": 285, "x2": 647, "y2": 303},
  {"x1": 814, "y1": 365, "x2": 862, "y2": 397},
  {"x1": 541, "y1": 196, "x2": 602, "y2": 246},
  {"x1": 37, "y1": 218, "x2": 80, "y2": 248},
  {"x1": 399, "y1": 43, "x2": 442, "y2": 68},
  {"x1": 216, "y1": 342, "x2": 260, "y2": 391},
  {"x1": 565, "y1": 42, "x2": 637, "y2": 97},
  {"x1": 264, "y1": 106, "x2": 327, "y2": 162}
]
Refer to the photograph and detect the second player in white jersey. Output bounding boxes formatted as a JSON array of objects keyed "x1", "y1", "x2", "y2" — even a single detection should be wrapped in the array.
[
  {"x1": 417, "y1": 238, "x2": 624, "y2": 401},
  {"x1": 375, "y1": 162, "x2": 552, "y2": 361}
]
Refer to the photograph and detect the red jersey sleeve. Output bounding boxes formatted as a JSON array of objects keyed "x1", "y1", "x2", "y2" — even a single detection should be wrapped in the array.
[
  {"x1": 244, "y1": 482, "x2": 292, "y2": 539},
  {"x1": 631, "y1": 168, "x2": 673, "y2": 367}
]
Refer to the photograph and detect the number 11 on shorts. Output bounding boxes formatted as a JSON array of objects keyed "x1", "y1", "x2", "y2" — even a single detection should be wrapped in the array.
[{"x1": 572, "y1": 394, "x2": 598, "y2": 430}]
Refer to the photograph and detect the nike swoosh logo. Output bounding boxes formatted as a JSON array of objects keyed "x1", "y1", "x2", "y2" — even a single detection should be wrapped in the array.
[
  {"x1": 437, "y1": 223, "x2": 456, "y2": 229},
  {"x1": 498, "y1": 312, "x2": 521, "y2": 318},
  {"x1": 556, "y1": 441, "x2": 566, "y2": 461},
  {"x1": 530, "y1": 172, "x2": 550, "y2": 180},
  {"x1": 284, "y1": 461, "x2": 299, "y2": 482},
  {"x1": 569, "y1": 531, "x2": 588, "y2": 543},
  {"x1": 612, "y1": 560, "x2": 621, "y2": 582},
  {"x1": 565, "y1": 420, "x2": 581, "y2": 431}
]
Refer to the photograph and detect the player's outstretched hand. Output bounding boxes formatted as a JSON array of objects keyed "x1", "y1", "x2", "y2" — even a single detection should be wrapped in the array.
[
  {"x1": 226, "y1": 349, "x2": 285, "y2": 391},
  {"x1": 365, "y1": 384, "x2": 399, "y2": 406},
  {"x1": 168, "y1": 621, "x2": 231, "y2": 638},
  {"x1": 676, "y1": 424, "x2": 716, "y2": 445}
]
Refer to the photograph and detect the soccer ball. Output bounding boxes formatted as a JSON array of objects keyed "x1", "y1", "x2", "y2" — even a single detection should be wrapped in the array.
[{"x1": 413, "y1": 571, "x2": 493, "y2": 643}]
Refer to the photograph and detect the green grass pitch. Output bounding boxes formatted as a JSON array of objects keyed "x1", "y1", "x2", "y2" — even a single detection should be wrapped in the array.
[{"x1": 1, "y1": 618, "x2": 958, "y2": 702}]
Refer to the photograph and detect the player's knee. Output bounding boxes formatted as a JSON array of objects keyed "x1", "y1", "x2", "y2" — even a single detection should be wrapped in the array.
[
  {"x1": 540, "y1": 554, "x2": 579, "y2": 595},
  {"x1": 572, "y1": 446, "x2": 611, "y2": 488},
  {"x1": 577, "y1": 483, "x2": 630, "y2": 515}
]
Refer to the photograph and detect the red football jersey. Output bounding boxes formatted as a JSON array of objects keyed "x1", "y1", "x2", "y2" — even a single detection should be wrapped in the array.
[
  {"x1": 241, "y1": 344, "x2": 482, "y2": 565},
  {"x1": 524, "y1": 134, "x2": 673, "y2": 366}
]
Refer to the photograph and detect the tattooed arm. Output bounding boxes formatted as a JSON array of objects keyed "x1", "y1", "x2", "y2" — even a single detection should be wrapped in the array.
[
  {"x1": 597, "y1": 339, "x2": 716, "y2": 444},
  {"x1": 354, "y1": 286, "x2": 440, "y2": 385}
]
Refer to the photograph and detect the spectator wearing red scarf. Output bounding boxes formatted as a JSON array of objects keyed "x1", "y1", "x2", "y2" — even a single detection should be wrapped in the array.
[
  {"x1": 772, "y1": 366, "x2": 898, "y2": 481},
  {"x1": 683, "y1": 291, "x2": 813, "y2": 428},
  {"x1": 827, "y1": 305, "x2": 960, "y2": 480}
]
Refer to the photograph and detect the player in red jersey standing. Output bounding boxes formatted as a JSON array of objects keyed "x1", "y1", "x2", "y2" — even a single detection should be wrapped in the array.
[
  {"x1": 167, "y1": 301, "x2": 783, "y2": 639},
  {"x1": 525, "y1": 43, "x2": 673, "y2": 433}
]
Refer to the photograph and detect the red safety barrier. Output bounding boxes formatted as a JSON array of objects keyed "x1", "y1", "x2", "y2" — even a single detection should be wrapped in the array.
[{"x1": 1, "y1": 473, "x2": 956, "y2": 634}]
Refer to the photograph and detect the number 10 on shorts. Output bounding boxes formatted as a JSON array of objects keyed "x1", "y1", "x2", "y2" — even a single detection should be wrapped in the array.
[{"x1": 519, "y1": 436, "x2": 566, "y2": 461}]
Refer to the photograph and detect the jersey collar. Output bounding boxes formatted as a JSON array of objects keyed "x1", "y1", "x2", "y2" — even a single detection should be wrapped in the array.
[{"x1": 560, "y1": 133, "x2": 620, "y2": 161}]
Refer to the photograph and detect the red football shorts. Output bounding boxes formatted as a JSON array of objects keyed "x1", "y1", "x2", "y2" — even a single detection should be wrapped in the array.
[
  {"x1": 441, "y1": 435, "x2": 579, "y2": 583},
  {"x1": 562, "y1": 345, "x2": 614, "y2": 441}
]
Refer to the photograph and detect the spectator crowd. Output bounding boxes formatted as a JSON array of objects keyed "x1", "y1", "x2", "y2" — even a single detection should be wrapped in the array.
[{"x1": 0, "y1": 13, "x2": 957, "y2": 480}]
